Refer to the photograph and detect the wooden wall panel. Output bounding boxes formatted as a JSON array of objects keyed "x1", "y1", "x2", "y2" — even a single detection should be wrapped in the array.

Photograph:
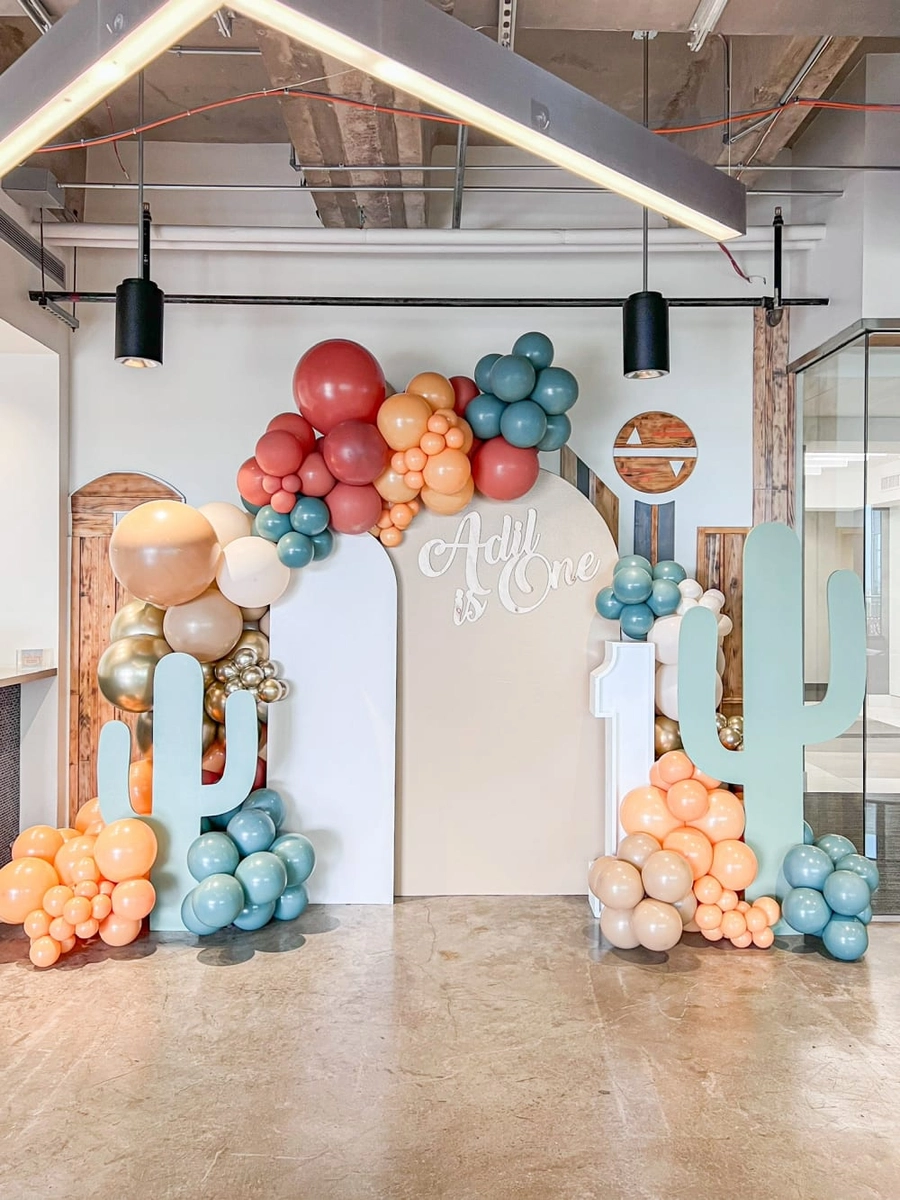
[
  {"x1": 559, "y1": 445, "x2": 619, "y2": 547},
  {"x1": 753, "y1": 306, "x2": 795, "y2": 527},
  {"x1": 696, "y1": 527, "x2": 750, "y2": 717}
]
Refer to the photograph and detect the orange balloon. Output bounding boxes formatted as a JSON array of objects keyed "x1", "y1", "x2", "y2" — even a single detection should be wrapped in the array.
[
  {"x1": 420, "y1": 477, "x2": 475, "y2": 516},
  {"x1": 694, "y1": 903, "x2": 722, "y2": 930},
  {"x1": 48, "y1": 916, "x2": 75, "y2": 942},
  {"x1": 91, "y1": 893, "x2": 113, "y2": 922},
  {"x1": 720, "y1": 910, "x2": 747, "y2": 939},
  {"x1": 75, "y1": 917, "x2": 100, "y2": 940},
  {"x1": 662, "y1": 828, "x2": 713, "y2": 880},
  {"x1": 43, "y1": 884, "x2": 73, "y2": 918},
  {"x1": 445, "y1": 427, "x2": 465, "y2": 450},
  {"x1": 54, "y1": 836, "x2": 97, "y2": 885},
  {"x1": 74, "y1": 880, "x2": 99, "y2": 899},
  {"x1": 692, "y1": 768, "x2": 721, "y2": 790},
  {"x1": 98, "y1": 880, "x2": 116, "y2": 896},
  {"x1": 406, "y1": 371, "x2": 455, "y2": 412},
  {"x1": 376, "y1": 393, "x2": 432, "y2": 451},
  {"x1": 57, "y1": 828, "x2": 80, "y2": 841},
  {"x1": 12, "y1": 824, "x2": 64, "y2": 864},
  {"x1": 391, "y1": 503, "x2": 414, "y2": 530},
  {"x1": 718, "y1": 889, "x2": 738, "y2": 912},
  {"x1": 736, "y1": 900, "x2": 751, "y2": 913},
  {"x1": 75, "y1": 797, "x2": 101, "y2": 833},
  {"x1": 753, "y1": 896, "x2": 780, "y2": 927},
  {"x1": 648, "y1": 763, "x2": 670, "y2": 792},
  {"x1": 665, "y1": 778, "x2": 709, "y2": 823},
  {"x1": 59, "y1": 935, "x2": 77, "y2": 954},
  {"x1": 427, "y1": 414, "x2": 450, "y2": 435},
  {"x1": 98, "y1": 913, "x2": 142, "y2": 947},
  {"x1": 93, "y1": 819, "x2": 158, "y2": 883},
  {"x1": 0, "y1": 856, "x2": 59, "y2": 924},
  {"x1": 619, "y1": 785, "x2": 682, "y2": 841},
  {"x1": 70, "y1": 856, "x2": 100, "y2": 885},
  {"x1": 752, "y1": 926, "x2": 775, "y2": 948},
  {"x1": 693, "y1": 874, "x2": 723, "y2": 905},
  {"x1": 419, "y1": 432, "x2": 446, "y2": 457},
  {"x1": 24, "y1": 909, "x2": 51, "y2": 939},
  {"x1": 404, "y1": 471, "x2": 425, "y2": 490},
  {"x1": 405, "y1": 446, "x2": 427, "y2": 472},
  {"x1": 656, "y1": 751, "x2": 695, "y2": 785},
  {"x1": 111, "y1": 878, "x2": 156, "y2": 921},
  {"x1": 129, "y1": 758, "x2": 154, "y2": 816},
  {"x1": 423, "y1": 448, "x2": 472, "y2": 496},
  {"x1": 745, "y1": 906, "x2": 768, "y2": 934},
  {"x1": 457, "y1": 418, "x2": 474, "y2": 455},
  {"x1": 63, "y1": 895, "x2": 92, "y2": 927},
  {"x1": 84, "y1": 820, "x2": 105, "y2": 837},
  {"x1": 701, "y1": 925, "x2": 724, "y2": 941},
  {"x1": 731, "y1": 930, "x2": 753, "y2": 948},
  {"x1": 29, "y1": 935, "x2": 61, "y2": 968},
  {"x1": 201, "y1": 741, "x2": 226, "y2": 776},
  {"x1": 688, "y1": 788, "x2": 745, "y2": 843},
  {"x1": 374, "y1": 466, "x2": 419, "y2": 503},
  {"x1": 711, "y1": 839, "x2": 758, "y2": 892},
  {"x1": 390, "y1": 451, "x2": 408, "y2": 473}
]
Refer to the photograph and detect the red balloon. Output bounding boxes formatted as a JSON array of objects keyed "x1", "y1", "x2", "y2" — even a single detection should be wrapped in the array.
[
  {"x1": 253, "y1": 757, "x2": 267, "y2": 790},
  {"x1": 256, "y1": 429, "x2": 304, "y2": 476},
  {"x1": 202, "y1": 769, "x2": 222, "y2": 785},
  {"x1": 282, "y1": 474, "x2": 301, "y2": 491},
  {"x1": 473, "y1": 438, "x2": 540, "y2": 501},
  {"x1": 293, "y1": 339, "x2": 386, "y2": 434},
  {"x1": 298, "y1": 451, "x2": 336, "y2": 497},
  {"x1": 322, "y1": 420, "x2": 389, "y2": 486},
  {"x1": 237, "y1": 457, "x2": 269, "y2": 507},
  {"x1": 326, "y1": 482, "x2": 383, "y2": 535},
  {"x1": 271, "y1": 489, "x2": 296, "y2": 514},
  {"x1": 267, "y1": 412, "x2": 316, "y2": 458},
  {"x1": 450, "y1": 375, "x2": 479, "y2": 418},
  {"x1": 262, "y1": 475, "x2": 281, "y2": 495}
]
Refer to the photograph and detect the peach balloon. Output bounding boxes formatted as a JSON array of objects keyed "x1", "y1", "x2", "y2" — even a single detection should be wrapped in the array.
[
  {"x1": 423, "y1": 448, "x2": 471, "y2": 496},
  {"x1": 688, "y1": 788, "x2": 745, "y2": 843},
  {"x1": 24, "y1": 909, "x2": 51, "y2": 939},
  {"x1": 693, "y1": 874, "x2": 723, "y2": 905},
  {"x1": 648, "y1": 763, "x2": 670, "y2": 792},
  {"x1": 12, "y1": 825, "x2": 64, "y2": 864},
  {"x1": 29, "y1": 935, "x2": 61, "y2": 968},
  {"x1": 93, "y1": 819, "x2": 158, "y2": 883},
  {"x1": 693, "y1": 768, "x2": 721, "y2": 790},
  {"x1": 98, "y1": 880, "x2": 115, "y2": 896},
  {"x1": 374, "y1": 466, "x2": 420, "y2": 503},
  {"x1": 663, "y1": 828, "x2": 713, "y2": 881},
  {"x1": 695, "y1": 903, "x2": 723, "y2": 930},
  {"x1": 74, "y1": 880, "x2": 99, "y2": 899},
  {"x1": 163, "y1": 587, "x2": 244, "y2": 664},
  {"x1": 91, "y1": 894, "x2": 113, "y2": 922},
  {"x1": 75, "y1": 798, "x2": 101, "y2": 832},
  {"x1": 58, "y1": 827, "x2": 80, "y2": 841},
  {"x1": 720, "y1": 910, "x2": 747, "y2": 940},
  {"x1": 48, "y1": 917, "x2": 75, "y2": 942},
  {"x1": 63, "y1": 895, "x2": 92, "y2": 927},
  {"x1": 656, "y1": 751, "x2": 695, "y2": 785},
  {"x1": 420, "y1": 477, "x2": 475, "y2": 516},
  {"x1": 753, "y1": 896, "x2": 781, "y2": 927},
  {"x1": 404, "y1": 471, "x2": 425, "y2": 490},
  {"x1": 641, "y1": 850, "x2": 693, "y2": 904},
  {"x1": 406, "y1": 371, "x2": 455, "y2": 412},
  {"x1": 595, "y1": 860, "x2": 644, "y2": 910},
  {"x1": 736, "y1": 900, "x2": 751, "y2": 913},
  {"x1": 43, "y1": 885, "x2": 73, "y2": 918},
  {"x1": 731, "y1": 931, "x2": 753, "y2": 948},
  {"x1": 109, "y1": 501, "x2": 221, "y2": 609},
  {"x1": 60, "y1": 936, "x2": 77, "y2": 953},
  {"x1": 752, "y1": 927, "x2": 775, "y2": 948},
  {"x1": 745, "y1": 906, "x2": 768, "y2": 934},
  {"x1": 71, "y1": 857, "x2": 100, "y2": 885},
  {"x1": 620, "y1": 786, "x2": 682, "y2": 841},
  {"x1": 405, "y1": 447, "x2": 427, "y2": 472},
  {"x1": 376, "y1": 393, "x2": 432, "y2": 451},
  {"x1": 445, "y1": 427, "x2": 465, "y2": 450},
  {"x1": 75, "y1": 918, "x2": 100, "y2": 940},
  {"x1": 98, "y1": 913, "x2": 142, "y2": 947},
  {"x1": 420, "y1": 432, "x2": 446, "y2": 457},
  {"x1": 631, "y1": 898, "x2": 683, "y2": 952},
  {"x1": 427, "y1": 414, "x2": 450, "y2": 435},
  {"x1": 711, "y1": 839, "x2": 758, "y2": 893},
  {"x1": 457, "y1": 418, "x2": 475, "y2": 454},
  {"x1": 0, "y1": 856, "x2": 59, "y2": 924},
  {"x1": 129, "y1": 758, "x2": 154, "y2": 816},
  {"x1": 380, "y1": 527, "x2": 403, "y2": 548},
  {"x1": 112, "y1": 879, "x2": 156, "y2": 921},
  {"x1": 718, "y1": 889, "x2": 739, "y2": 911},
  {"x1": 616, "y1": 833, "x2": 661, "y2": 871},
  {"x1": 665, "y1": 778, "x2": 709, "y2": 823},
  {"x1": 84, "y1": 820, "x2": 105, "y2": 837},
  {"x1": 701, "y1": 926, "x2": 724, "y2": 941},
  {"x1": 54, "y1": 836, "x2": 97, "y2": 886},
  {"x1": 587, "y1": 856, "x2": 616, "y2": 898},
  {"x1": 391, "y1": 503, "x2": 414, "y2": 530}
]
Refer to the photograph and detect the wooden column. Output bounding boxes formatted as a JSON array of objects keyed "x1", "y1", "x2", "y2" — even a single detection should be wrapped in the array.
[
  {"x1": 753, "y1": 306, "x2": 796, "y2": 527},
  {"x1": 559, "y1": 445, "x2": 619, "y2": 547}
]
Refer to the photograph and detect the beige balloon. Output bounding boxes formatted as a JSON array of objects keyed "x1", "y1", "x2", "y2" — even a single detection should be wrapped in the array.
[
  {"x1": 259, "y1": 611, "x2": 270, "y2": 637},
  {"x1": 216, "y1": 537, "x2": 290, "y2": 608},
  {"x1": 163, "y1": 588, "x2": 244, "y2": 663},
  {"x1": 631, "y1": 898, "x2": 684, "y2": 952},
  {"x1": 198, "y1": 501, "x2": 252, "y2": 548},
  {"x1": 97, "y1": 636, "x2": 171, "y2": 713},
  {"x1": 110, "y1": 600, "x2": 166, "y2": 642},
  {"x1": 641, "y1": 850, "x2": 694, "y2": 904},
  {"x1": 241, "y1": 606, "x2": 268, "y2": 622},
  {"x1": 616, "y1": 833, "x2": 661, "y2": 871},
  {"x1": 673, "y1": 891, "x2": 698, "y2": 927},
  {"x1": 595, "y1": 859, "x2": 644, "y2": 910},
  {"x1": 109, "y1": 501, "x2": 221, "y2": 608},
  {"x1": 587, "y1": 855, "x2": 616, "y2": 898},
  {"x1": 600, "y1": 905, "x2": 640, "y2": 949}
]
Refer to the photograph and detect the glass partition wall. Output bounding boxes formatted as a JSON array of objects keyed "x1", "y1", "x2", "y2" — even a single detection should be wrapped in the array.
[{"x1": 798, "y1": 324, "x2": 900, "y2": 914}]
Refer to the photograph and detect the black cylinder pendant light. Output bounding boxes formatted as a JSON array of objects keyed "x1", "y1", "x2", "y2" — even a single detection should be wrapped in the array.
[{"x1": 623, "y1": 33, "x2": 669, "y2": 380}]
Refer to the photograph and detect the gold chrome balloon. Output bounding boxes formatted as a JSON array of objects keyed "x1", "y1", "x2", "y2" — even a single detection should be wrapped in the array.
[
  {"x1": 224, "y1": 679, "x2": 243, "y2": 695},
  {"x1": 654, "y1": 716, "x2": 682, "y2": 757},
  {"x1": 719, "y1": 726, "x2": 743, "y2": 751},
  {"x1": 97, "y1": 636, "x2": 171, "y2": 713},
  {"x1": 257, "y1": 678, "x2": 282, "y2": 703},
  {"x1": 135, "y1": 710, "x2": 154, "y2": 755},
  {"x1": 715, "y1": 713, "x2": 728, "y2": 731},
  {"x1": 110, "y1": 600, "x2": 167, "y2": 642},
  {"x1": 204, "y1": 681, "x2": 227, "y2": 724},
  {"x1": 241, "y1": 665, "x2": 264, "y2": 689},
  {"x1": 201, "y1": 714, "x2": 218, "y2": 753},
  {"x1": 235, "y1": 629, "x2": 270, "y2": 661},
  {"x1": 233, "y1": 647, "x2": 258, "y2": 671},
  {"x1": 256, "y1": 700, "x2": 269, "y2": 724},
  {"x1": 201, "y1": 661, "x2": 216, "y2": 687}
]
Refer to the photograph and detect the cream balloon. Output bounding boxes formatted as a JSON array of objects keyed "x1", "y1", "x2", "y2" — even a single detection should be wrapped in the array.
[
  {"x1": 595, "y1": 860, "x2": 644, "y2": 910},
  {"x1": 655, "y1": 663, "x2": 680, "y2": 722},
  {"x1": 109, "y1": 600, "x2": 165, "y2": 642},
  {"x1": 198, "y1": 502, "x2": 252, "y2": 548},
  {"x1": 717, "y1": 614, "x2": 734, "y2": 640},
  {"x1": 631, "y1": 898, "x2": 684, "y2": 952},
  {"x1": 676, "y1": 597, "x2": 699, "y2": 616},
  {"x1": 716, "y1": 646, "x2": 726, "y2": 674},
  {"x1": 600, "y1": 906, "x2": 640, "y2": 949},
  {"x1": 259, "y1": 611, "x2": 270, "y2": 636},
  {"x1": 587, "y1": 855, "x2": 616, "y2": 899},
  {"x1": 672, "y1": 891, "x2": 698, "y2": 927},
  {"x1": 641, "y1": 850, "x2": 694, "y2": 904},
  {"x1": 698, "y1": 590, "x2": 725, "y2": 613},
  {"x1": 678, "y1": 578, "x2": 703, "y2": 600},
  {"x1": 216, "y1": 537, "x2": 291, "y2": 608},
  {"x1": 241, "y1": 606, "x2": 268, "y2": 622},
  {"x1": 163, "y1": 588, "x2": 244, "y2": 663},
  {"x1": 648, "y1": 615, "x2": 681, "y2": 665},
  {"x1": 616, "y1": 833, "x2": 661, "y2": 871}
]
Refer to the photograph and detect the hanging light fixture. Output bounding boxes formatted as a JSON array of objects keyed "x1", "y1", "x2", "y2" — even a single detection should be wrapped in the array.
[
  {"x1": 623, "y1": 33, "x2": 670, "y2": 381},
  {"x1": 115, "y1": 72, "x2": 163, "y2": 368}
]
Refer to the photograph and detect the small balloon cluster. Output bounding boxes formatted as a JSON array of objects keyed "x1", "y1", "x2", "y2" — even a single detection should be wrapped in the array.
[
  {"x1": 0, "y1": 800, "x2": 158, "y2": 967},
  {"x1": 590, "y1": 750, "x2": 779, "y2": 952},
  {"x1": 716, "y1": 712, "x2": 744, "y2": 751},
  {"x1": 253, "y1": 494, "x2": 334, "y2": 571},
  {"x1": 204, "y1": 630, "x2": 287, "y2": 731},
  {"x1": 181, "y1": 788, "x2": 315, "y2": 935},
  {"x1": 780, "y1": 825, "x2": 877, "y2": 961}
]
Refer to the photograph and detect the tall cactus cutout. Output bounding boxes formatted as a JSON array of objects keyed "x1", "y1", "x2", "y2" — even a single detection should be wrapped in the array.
[
  {"x1": 678, "y1": 523, "x2": 866, "y2": 901},
  {"x1": 99, "y1": 652, "x2": 258, "y2": 930}
]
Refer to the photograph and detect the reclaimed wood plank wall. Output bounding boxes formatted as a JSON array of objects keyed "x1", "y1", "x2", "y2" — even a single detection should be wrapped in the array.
[{"x1": 559, "y1": 445, "x2": 620, "y2": 547}]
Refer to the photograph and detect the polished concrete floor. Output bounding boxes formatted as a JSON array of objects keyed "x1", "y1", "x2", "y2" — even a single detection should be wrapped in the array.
[{"x1": 2, "y1": 897, "x2": 899, "y2": 1200}]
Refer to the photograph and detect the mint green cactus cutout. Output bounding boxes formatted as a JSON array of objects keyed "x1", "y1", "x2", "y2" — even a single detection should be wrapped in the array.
[
  {"x1": 678, "y1": 523, "x2": 866, "y2": 903},
  {"x1": 98, "y1": 652, "x2": 258, "y2": 931}
]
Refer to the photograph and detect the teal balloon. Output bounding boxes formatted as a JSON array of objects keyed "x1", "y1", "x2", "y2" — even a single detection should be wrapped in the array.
[
  {"x1": 253, "y1": 505, "x2": 293, "y2": 543},
  {"x1": 836, "y1": 853, "x2": 879, "y2": 893},
  {"x1": 241, "y1": 497, "x2": 261, "y2": 516},
  {"x1": 465, "y1": 393, "x2": 506, "y2": 440},
  {"x1": 187, "y1": 832, "x2": 240, "y2": 882},
  {"x1": 490, "y1": 354, "x2": 536, "y2": 402},
  {"x1": 822, "y1": 915, "x2": 868, "y2": 961},
  {"x1": 614, "y1": 555, "x2": 652, "y2": 575},
  {"x1": 235, "y1": 851, "x2": 288, "y2": 906},
  {"x1": 537, "y1": 412, "x2": 570, "y2": 452},
  {"x1": 652, "y1": 560, "x2": 687, "y2": 584},
  {"x1": 191, "y1": 873, "x2": 245, "y2": 930},
  {"x1": 648, "y1": 578, "x2": 680, "y2": 617},
  {"x1": 289, "y1": 496, "x2": 330, "y2": 537},
  {"x1": 277, "y1": 530, "x2": 314, "y2": 569},
  {"x1": 816, "y1": 833, "x2": 858, "y2": 863},
  {"x1": 823, "y1": 869, "x2": 871, "y2": 917},
  {"x1": 311, "y1": 529, "x2": 334, "y2": 560},
  {"x1": 227, "y1": 808, "x2": 276, "y2": 856},
  {"x1": 499, "y1": 399, "x2": 547, "y2": 448},
  {"x1": 612, "y1": 565, "x2": 653, "y2": 605},
  {"x1": 474, "y1": 352, "x2": 501, "y2": 392},
  {"x1": 271, "y1": 833, "x2": 316, "y2": 887},
  {"x1": 595, "y1": 586, "x2": 624, "y2": 620},
  {"x1": 803, "y1": 820, "x2": 815, "y2": 845},
  {"x1": 512, "y1": 331, "x2": 554, "y2": 370},
  {"x1": 858, "y1": 904, "x2": 873, "y2": 925},
  {"x1": 782, "y1": 886, "x2": 831, "y2": 935},
  {"x1": 274, "y1": 883, "x2": 308, "y2": 921},
  {"x1": 242, "y1": 787, "x2": 285, "y2": 830},
  {"x1": 208, "y1": 801, "x2": 243, "y2": 831},
  {"x1": 619, "y1": 603, "x2": 655, "y2": 640},
  {"x1": 233, "y1": 900, "x2": 277, "y2": 931},
  {"x1": 181, "y1": 889, "x2": 218, "y2": 935},
  {"x1": 530, "y1": 367, "x2": 578, "y2": 415},
  {"x1": 782, "y1": 843, "x2": 834, "y2": 891},
  {"x1": 200, "y1": 817, "x2": 213, "y2": 834}
]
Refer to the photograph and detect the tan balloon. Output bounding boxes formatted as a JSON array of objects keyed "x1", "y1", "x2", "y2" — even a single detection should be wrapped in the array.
[
  {"x1": 631, "y1": 898, "x2": 684, "y2": 952},
  {"x1": 595, "y1": 859, "x2": 644, "y2": 910},
  {"x1": 197, "y1": 502, "x2": 252, "y2": 548},
  {"x1": 374, "y1": 466, "x2": 420, "y2": 503},
  {"x1": 110, "y1": 600, "x2": 166, "y2": 642},
  {"x1": 97, "y1": 636, "x2": 171, "y2": 713},
  {"x1": 406, "y1": 371, "x2": 455, "y2": 412},
  {"x1": 600, "y1": 905, "x2": 640, "y2": 949},
  {"x1": 109, "y1": 501, "x2": 220, "y2": 608},
  {"x1": 420, "y1": 476, "x2": 475, "y2": 516},
  {"x1": 376, "y1": 392, "x2": 432, "y2": 451},
  {"x1": 673, "y1": 891, "x2": 698, "y2": 927},
  {"x1": 588, "y1": 855, "x2": 616, "y2": 898},
  {"x1": 641, "y1": 850, "x2": 694, "y2": 904},
  {"x1": 241, "y1": 606, "x2": 268, "y2": 622},
  {"x1": 163, "y1": 588, "x2": 244, "y2": 663},
  {"x1": 616, "y1": 833, "x2": 661, "y2": 871}
]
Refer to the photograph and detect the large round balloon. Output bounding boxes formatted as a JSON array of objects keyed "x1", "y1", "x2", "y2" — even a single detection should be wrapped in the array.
[
  {"x1": 449, "y1": 375, "x2": 479, "y2": 418},
  {"x1": 93, "y1": 818, "x2": 158, "y2": 883},
  {"x1": 599, "y1": 905, "x2": 640, "y2": 949},
  {"x1": 322, "y1": 420, "x2": 389, "y2": 485},
  {"x1": 710, "y1": 839, "x2": 758, "y2": 891},
  {"x1": 489, "y1": 355, "x2": 536, "y2": 403},
  {"x1": 472, "y1": 438, "x2": 539, "y2": 502},
  {"x1": 530, "y1": 366, "x2": 578, "y2": 415},
  {"x1": 464, "y1": 394, "x2": 506, "y2": 441},
  {"x1": 198, "y1": 502, "x2": 252, "y2": 549},
  {"x1": 109, "y1": 501, "x2": 221, "y2": 608},
  {"x1": 109, "y1": 600, "x2": 165, "y2": 642},
  {"x1": 641, "y1": 850, "x2": 693, "y2": 904},
  {"x1": 266, "y1": 411, "x2": 317, "y2": 459},
  {"x1": 293, "y1": 339, "x2": 385, "y2": 434},
  {"x1": 376, "y1": 392, "x2": 432, "y2": 451},
  {"x1": 163, "y1": 588, "x2": 243, "y2": 663},
  {"x1": 255, "y1": 429, "x2": 305, "y2": 477},
  {"x1": 216, "y1": 537, "x2": 291, "y2": 608},
  {"x1": 325, "y1": 482, "x2": 382, "y2": 535},
  {"x1": 499, "y1": 399, "x2": 548, "y2": 449},
  {"x1": 420, "y1": 477, "x2": 475, "y2": 515},
  {"x1": 0, "y1": 856, "x2": 58, "y2": 923},
  {"x1": 406, "y1": 372, "x2": 455, "y2": 412},
  {"x1": 422, "y1": 448, "x2": 471, "y2": 496},
  {"x1": 98, "y1": 635, "x2": 171, "y2": 712},
  {"x1": 631, "y1": 898, "x2": 683, "y2": 952},
  {"x1": 512, "y1": 331, "x2": 554, "y2": 370}
]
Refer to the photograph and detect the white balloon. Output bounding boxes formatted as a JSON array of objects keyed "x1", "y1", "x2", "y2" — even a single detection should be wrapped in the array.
[
  {"x1": 676, "y1": 597, "x2": 699, "y2": 617},
  {"x1": 703, "y1": 588, "x2": 726, "y2": 609},
  {"x1": 717, "y1": 614, "x2": 734, "y2": 639},
  {"x1": 678, "y1": 578, "x2": 703, "y2": 600},
  {"x1": 655, "y1": 662, "x2": 680, "y2": 721},
  {"x1": 648, "y1": 614, "x2": 681, "y2": 665},
  {"x1": 698, "y1": 592, "x2": 724, "y2": 613},
  {"x1": 216, "y1": 537, "x2": 291, "y2": 608},
  {"x1": 716, "y1": 646, "x2": 726, "y2": 674},
  {"x1": 198, "y1": 502, "x2": 252, "y2": 548},
  {"x1": 714, "y1": 672, "x2": 724, "y2": 708}
]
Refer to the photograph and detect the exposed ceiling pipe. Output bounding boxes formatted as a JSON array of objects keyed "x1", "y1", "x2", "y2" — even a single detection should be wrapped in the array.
[
  {"x1": 728, "y1": 36, "x2": 833, "y2": 149},
  {"x1": 168, "y1": 44, "x2": 261, "y2": 54}
]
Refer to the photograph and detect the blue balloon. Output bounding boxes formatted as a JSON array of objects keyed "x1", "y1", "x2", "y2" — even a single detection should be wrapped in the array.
[
  {"x1": 619, "y1": 603, "x2": 655, "y2": 640},
  {"x1": 474, "y1": 352, "x2": 501, "y2": 392},
  {"x1": 512, "y1": 331, "x2": 554, "y2": 369},
  {"x1": 489, "y1": 354, "x2": 537, "y2": 403},
  {"x1": 782, "y1": 886, "x2": 831, "y2": 935},
  {"x1": 242, "y1": 787, "x2": 285, "y2": 830},
  {"x1": 499, "y1": 399, "x2": 547, "y2": 448},
  {"x1": 594, "y1": 586, "x2": 624, "y2": 620},
  {"x1": 200, "y1": 817, "x2": 213, "y2": 834},
  {"x1": 822, "y1": 915, "x2": 868, "y2": 961},
  {"x1": 235, "y1": 851, "x2": 289, "y2": 906},
  {"x1": 652, "y1": 561, "x2": 687, "y2": 584},
  {"x1": 253, "y1": 505, "x2": 293, "y2": 543},
  {"x1": 289, "y1": 496, "x2": 330, "y2": 537},
  {"x1": 227, "y1": 808, "x2": 277, "y2": 856},
  {"x1": 530, "y1": 367, "x2": 578, "y2": 415},
  {"x1": 191, "y1": 873, "x2": 245, "y2": 930},
  {"x1": 858, "y1": 904, "x2": 873, "y2": 925},
  {"x1": 233, "y1": 900, "x2": 277, "y2": 931},
  {"x1": 614, "y1": 555, "x2": 653, "y2": 575},
  {"x1": 207, "y1": 801, "x2": 243, "y2": 831},
  {"x1": 311, "y1": 529, "x2": 334, "y2": 560},
  {"x1": 465, "y1": 393, "x2": 506, "y2": 440},
  {"x1": 612, "y1": 565, "x2": 653, "y2": 605},
  {"x1": 835, "y1": 853, "x2": 879, "y2": 893},
  {"x1": 648, "y1": 578, "x2": 681, "y2": 617},
  {"x1": 277, "y1": 530, "x2": 314, "y2": 569},
  {"x1": 816, "y1": 833, "x2": 858, "y2": 863},
  {"x1": 823, "y1": 869, "x2": 871, "y2": 917},
  {"x1": 181, "y1": 889, "x2": 219, "y2": 935},
  {"x1": 782, "y1": 843, "x2": 834, "y2": 891},
  {"x1": 537, "y1": 412, "x2": 571, "y2": 452},
  {"x1": 274, "y1": 883, "x2": 308, "y2": 921},
  {"x1": 241, "y1": 497, "x2": 261, "y2": 516},
  {"x1": 187, "y1": 832, "x2": 240, "y2": 882},
  {"x1": 803, "y1": 820, "x2": 815, "y2": 845},
  {"x1": 270, "y1": 833, "x2": 316, "y2": 887}
]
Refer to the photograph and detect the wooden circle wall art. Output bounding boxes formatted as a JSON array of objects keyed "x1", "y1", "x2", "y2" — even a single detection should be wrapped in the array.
[{"x1": 613, "y1": 411, "x2": 698, "y2": 494}]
